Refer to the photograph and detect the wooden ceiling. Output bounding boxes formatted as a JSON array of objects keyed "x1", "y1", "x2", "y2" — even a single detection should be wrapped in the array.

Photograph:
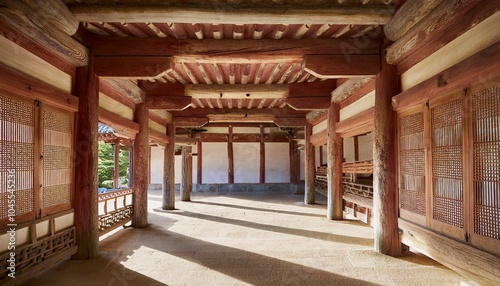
[{"x1": 62, "y1": 0, "x2": 399, "y2": 125}]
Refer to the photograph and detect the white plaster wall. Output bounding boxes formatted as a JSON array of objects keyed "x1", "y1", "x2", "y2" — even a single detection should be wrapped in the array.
[
  {"x1": 192, "y1": 153, "x2": 198, "y2": 184},
  {"x1": 321, "y1": 145, "x2": 327, "y2": 165},
  {"x1": 202, "y1": 142, "x2": 228, "y2": 183},
  {"x1": 358, "y1": 133, "x2": 373, "y2": 161},
  {"x1": 234, "y1": 143, "x2": 260, "y2": 183},
  {"x1": 343, "y1": 137, "x2": 355, "y2": 162},
  {"x1": 175, "y1": 155, "x2": 182, "y2": 184},
  {"x1": 265, "y1": 143, "x2": 290, "y2": 183},
  {"x1": 150, "y1": 146, "x2": 164, "y2": 184}
]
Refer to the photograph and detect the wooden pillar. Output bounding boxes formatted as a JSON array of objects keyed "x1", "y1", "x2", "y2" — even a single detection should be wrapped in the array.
[
  {"x1": 305, "y1": 123, "x2": 315, "y2": 204},
  {"x1": 113, "y1": 139, "x2": 120, "y2": 189},
  {"x1": 373, "y1": 51, "x2": 401, "y2": 256},
  {"x1": 132, "y1": 102, "x2": 149, "y2": 228},
  {"x1": 197, "y1": 140, "x2": 202, "y2": 184},
  {"x1": 327, "y1": 103, "x2": 343, "y2": 220},
  {"x1": 180, "y1": 146, "x2": 192, "y2": 201},
  {"x1": 260, "y1": 126, "x2": 265, "y2": 184},
  {"x1": 289, "y1": 137, "x2": 299, "y2": 184},
  {"x1": 353, "y1": 136, "x2": 359, "y2": 182},
  {"x1": 228, "y1": 126, "x2": 234, "y2": 184},
  {"x1": 73, "y1": 64, "x2": 99, "y2": 259},
  {"x1": 163, "y1": 122, "x2": 175, "y2": 210}
]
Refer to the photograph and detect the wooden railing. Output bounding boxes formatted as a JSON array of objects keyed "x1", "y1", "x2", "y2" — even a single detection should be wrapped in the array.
[
  {"x1": 98, "y1": 188, "x2": 134, "y2": 235},
  {"x1": 342, "y1": 160, "x2": 373, "y2": 174}
]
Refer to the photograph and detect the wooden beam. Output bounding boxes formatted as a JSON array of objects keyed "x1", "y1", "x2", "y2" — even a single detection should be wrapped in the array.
[
  {"x1": 0, "y1": 0, "x2": 89, "y2": 66},
  {"x1": 340, "y1": 78, "x2": 376, "y2": 109},
  {"x1": 305, "y1": 123, "x2": 315, "y2": 204},
  {"x1": 335, "y1": 107, "x2": 375, "y2": 135},
  {"x1": 232, "y1": 133, "x2": 260, "y2": 143},
  {"x1": 0, "y1": 63, "x2": 79, "y2": 112},
  {"x1": 197, "y1": 140, "x2": 202, "y2": 184},
  {"x1": 339, "y1": 122, "x2": 373, "y2": 138},
  {"x1": 101, "y1": 78, "x2": 144, "y2": 104},
  {"x1": 228, "y1": 127, "x2": 234, "y2": 184},
  {"x1": 132, "y1": 103, "x2": 149, "y2": 228},
  {"x1": 98, "y1": 108, "x2": 140, "y2": 136},
  {"x1": 71, "y1": 4, "x2": 393, "y2": 25},
  {"x1": 163, "y1": 122, "x2": 175, "y2": 210},
  {"x1": 310, "y1": 129, "x2": 328, "y2": 147},
  {"x1": 173, "y1": 117, "x2": 208, "y2": 128},
  {"x1": 19, "y1": 0, "x2": 80, "y2": 36},
  {"x1": 306, "y1": 110, "x2": 328, "y2": 125},
  {"x1": 186, "y1": 84, "x2": 289, "y2": 99},
  {"x1": 274, "y1": 117, "x2": 306, "y2": 127},
  {"x1": 149, "y1": 129, "x2": 169, "y2": 144},
  {"x1": 94, "y1": 56, "x2": 173, "y2": 78},
  {"x1": 373, "y1": 52, "x2": 401, "y2": 256},
  {"x1": 208, "y1": 111, "x2": 275, "y2": 123},
  {"x1": 73, "y1": 65, "x2": 99, "y2": 259},
  {"x1": 151, "y1": 109, "x2": 173, "y2": 124},
  {"x1": 289, "y1": 80, "x2": 336, "y2": 97},
  {"x1": 99, "y1": 78, "x2": 136, "y2": 110},
  {"x1": 386, "y1": 0, "x2": 485, "y2": 65},
  {"x1": 383, "y1": 0, "x2": 444, "y2": 41},
  {"x1": 260, "y1": 126, "x2": 265, "y2": 183},
  {"x1": 180, "y1": 146, "x2": 192, "y2": 201},
  {"x1": 392, "y1": 42, "x2": 500, "y2": 112},
  {"x1": 399, "y1": 219, "x2": 500, "y2": 285},
  {"x1": 287, "y1": 97, "x2": 331, "y2": 110},
  {"x1": 327, "y1": 103, "x2": 343, "y2": 220},
  {"x1": 146, "y1": 95, "x2": 192, "y2": 110},
  {"x1": 331, "y1": 77, "x2": 375, "y2": 103},
  {"x1": 87, "y1": 36, "x2": 380, "y2": 57},
  {"x1": 304, "y1": 55, "x2": 381, "y2": 79}
]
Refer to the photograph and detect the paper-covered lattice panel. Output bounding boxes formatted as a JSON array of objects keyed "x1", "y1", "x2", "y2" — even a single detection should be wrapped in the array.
[
  {"x1": 431, "y1": 99, "x2": 463, "y2": 228},
  {"x1": 473, "y1": 85, "x2": 500, "y2": 240},
  {"x1": 0, "y1": 95, "x2": 34, "y2": 220},
  {"x1": 399, "y1": 112, "x2": 426, "y2": 216},
  {"x1": 42, "y1": 107, "x2": 73, "y2": 208}
]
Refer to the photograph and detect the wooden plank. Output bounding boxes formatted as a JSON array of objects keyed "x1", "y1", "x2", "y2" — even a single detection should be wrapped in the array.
[
  {"x1": 94, "y1": 56, "x2": 173, "y2": 78},
  {"x1": 145, "y1": 95, "x2": 192, "y2": 110},
  {"x1": 186, "y1": 84, "x2": 289, "y2": 99},
  {"x1": 397, "y1": 0, "x2": 499, "y2": 74},
  {"x1": 287, "y1": 97, "x2": 331, "y2": 110},
  {"x1": 232, "y1": 133, "x2": 261, "y2": 143},
  {"x1": 305, "y1": 123, "x2": 315, "y2": 204},
  {"x1": 310, "y1": 129, "x2": 328, "y2": 147},
  {"x1": 0, "y1": 63, "x2": 78, "y2": 112},
  {"x1": 71, "y1": 4, "x2": 393, "y2": 25},
  {"x1": 392, "y1": 42, "x2": 500, "y2": 112},
  {"x1": 331, "y1": 77, "x2": 375, "y2": 103},
  {"x1": 163, "y1": 122, "x2": 175, "y2": 210},
  {"x1": 173, "y1": 117, "x2": 208, "y2": 128},
  {"x1": 383, "y1": 0, "x2": 444, "y2": 41},
  {"x1": 339, "y1": 122, "x2": 374, "y2": 138},
  {"x1": 198, "y1": 133, "x2": 228, "y2": 142},
  {"x1": 373, "y1": 53, "x2": 401, "y2": 256},
  {"x1": 386, "y1": 0, "x2": 485, "y2": 65},
  {"x1": 132, "y1": 103, "x2": 149, "y2": 228},
  {"x1": 260, "y1": 126, "x2": 265, "y2": 183},
  {"x1": 274, "y1": 117, "x2": 306, "y2": 127},
  {"x1": 180, "y1": 146, "x2": 192, "y2": 201},
  {"x1": 340, "y1": 78, "x2": 375, "y2": 109},
  {"x1": 289, "y1": 80, "x2": 337, "y2": 97},
  {"x1": 101, "y1": 78, "x2": 144, "y2": 104},
  {"x1": 335, "y1": 107, "x2": 374, "y2": 134},
  {"x1": 399, "y1": 219, "x2": 500, "y2": 285},
  {"x1": 98, "y1": 107, "x2": 140, "y2": 136},
  {"x1": 327, "y1": 103, "x2": 343, "y2": 220},
  {"x1": 0, "y1": 0, "x2": 89, "y2": 66},
  {"x1": 99, "y1": 78, "x2": 136, "y2": 110},
  {"x1": 87, "y1": 36, "x2": 380, "y2": 57},
  {"x1": 304, "y1": 55, "x2": 381, "y2": 79},
  {"x1": 149, "y1": 129, "x2": 169, "y2": 144},
  {"x1": 343, "y1": 193, "x2": 373, "y2": 209},
  {"x1": 73, "y1": 65, "x2": 99, "y2": 259}
]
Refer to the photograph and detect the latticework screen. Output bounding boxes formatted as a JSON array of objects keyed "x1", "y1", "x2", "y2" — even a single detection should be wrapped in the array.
[
  {"x1": 399, "y1": 112, "x2": 426, "y2": 216},
  {"x1": 0, "y1": 95, "x2": 35, "y2": 220},
  {"x1": 431, "y1": 99, "x2": 464, "y2": 228},
  {"x1": 473, "y1": 85, "x2": 500, "y2": 240},
  {"x1": 42, "y1": 107, "x2": 73, "y2": 208}
]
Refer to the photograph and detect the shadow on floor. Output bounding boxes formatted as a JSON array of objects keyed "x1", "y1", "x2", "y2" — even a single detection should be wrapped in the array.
[{"x1": 163, "y1": 209, "x2": 373, "y2": 246}]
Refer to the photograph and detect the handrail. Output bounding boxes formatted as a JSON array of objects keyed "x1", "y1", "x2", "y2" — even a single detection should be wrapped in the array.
[{"x1": 98, "y1": 188, "x2": 134, "y2": 235}]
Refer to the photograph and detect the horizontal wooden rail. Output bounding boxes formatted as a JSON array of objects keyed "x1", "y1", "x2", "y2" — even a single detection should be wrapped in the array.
[{"x1": 98, "y1": 188, "x2": 134, "y2": 235}]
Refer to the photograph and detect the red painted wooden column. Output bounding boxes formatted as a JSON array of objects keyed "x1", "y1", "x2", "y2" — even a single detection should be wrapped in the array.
[
  {"x1": 180, "y1": 146, "x2": 192, "y2": 201},
  {"x1": 163, "y1": 122, "x2": 175, "y2": 210},
  {"x1": 327, "y1": 102, "x2": 343, "y2": 220},
  {"x1": 373, "y1": 51, "x2": 402, "y2": 256},
  {"x1": 305, "y1": 122, "x2": 315, "y2": 204},
  {"x1": 74, "y1": 63, "x2": 99, "y2": 259},
  {"x1": 132, "y1": 102, "x2": 149, "y2": 228}
]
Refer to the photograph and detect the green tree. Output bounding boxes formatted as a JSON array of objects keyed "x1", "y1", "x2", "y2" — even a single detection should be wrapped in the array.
[{"x1": 98, "y1": 142, "x2": 131, "y2": 188}]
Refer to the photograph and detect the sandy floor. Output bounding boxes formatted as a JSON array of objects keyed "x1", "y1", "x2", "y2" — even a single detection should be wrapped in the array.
[{"x1": 23, "y1": 189, "x2": 469, "y2": 286}]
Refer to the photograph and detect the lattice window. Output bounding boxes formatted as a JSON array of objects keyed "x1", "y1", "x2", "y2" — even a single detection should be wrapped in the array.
[
  {"x1": 473, "y1": 85, "x2": 500, "y2": 240},
  {"x1": 399, "y1": 112, "x2": 426, "y2": 216},
  {"x1": 42, "y1": 108, "x2": 73, "y2": 208},
  {"x1": 431, "y1": 99, "x2": 464, "y2": 228},
  {"x1": 0, "y1": 95, "x2": 35, "y2": 220}
]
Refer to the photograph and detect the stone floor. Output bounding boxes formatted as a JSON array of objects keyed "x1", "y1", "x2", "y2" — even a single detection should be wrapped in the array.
[{"x1": 23, "y1": 189, "x2": 470, "y2": 286}]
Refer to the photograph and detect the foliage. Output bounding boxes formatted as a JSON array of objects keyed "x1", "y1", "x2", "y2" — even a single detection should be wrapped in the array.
[{"x1": 98, "y1": 142, "x2": 130, "y2": 188}]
